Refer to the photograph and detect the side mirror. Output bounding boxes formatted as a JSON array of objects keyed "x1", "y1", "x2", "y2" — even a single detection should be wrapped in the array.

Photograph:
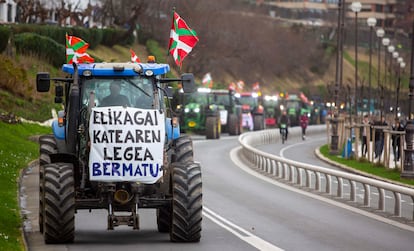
[
  {"x1": 36, "y1": 72, "x2": 51, "y2": 92},
  {"x1": 181, "y1": 73, "x2": 196, "y2": 93}
]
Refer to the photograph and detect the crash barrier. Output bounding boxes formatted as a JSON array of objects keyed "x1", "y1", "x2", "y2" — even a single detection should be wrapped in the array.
[{"x1": 238, "y1": 125, "x2": 414, "y2": 221}]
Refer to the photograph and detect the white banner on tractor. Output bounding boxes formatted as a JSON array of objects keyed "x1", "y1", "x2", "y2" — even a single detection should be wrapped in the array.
[{"x1": 88, "y1": 107, "x2": 165, "y2": 183}]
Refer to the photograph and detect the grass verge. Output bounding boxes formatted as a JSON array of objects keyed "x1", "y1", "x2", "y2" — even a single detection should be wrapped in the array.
[
  {"x1": 0, "y1": 121, "x2": 51, "y2": 251},
  {"x1": 319, "y1": 144, "x2": 414, "y2": 186}
]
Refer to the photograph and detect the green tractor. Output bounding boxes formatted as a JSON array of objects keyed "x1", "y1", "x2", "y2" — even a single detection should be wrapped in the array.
[
  {"x1": 210, "y1": 89, "x2": 243, "y2": 135},
  {"x1": 178, "y1": 88, "x2": 221, "y2": 139}
]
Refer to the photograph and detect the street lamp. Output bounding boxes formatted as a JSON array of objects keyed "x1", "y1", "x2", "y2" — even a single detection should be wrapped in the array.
[
  {"x1": 395, "y1": 60, "x2": 405, "y2": 118},
  {"x1": 376, "y1": 28, "x2": 385, "y2": 117},
  {"x1": 330, "y1": 0, "x2": 345, "y2": 155},
  {"x1": 402, "y1": 20, "x2": 414, "y2": 179},
  {"x1": 386, "y1": 45, "x2": 395, "y2": 113},
  {"x1": 381, "y1": 37, "x2": 390, "y2": 119},
  {"x1": 367, "y1": 17, "x2": 377, "y2": 116},
  {"x1": 351, "y1": 2, "x2": 362, "y2": 121}
]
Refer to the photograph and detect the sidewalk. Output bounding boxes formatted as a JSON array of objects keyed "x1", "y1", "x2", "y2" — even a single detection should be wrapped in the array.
[{"x1": 19, "y1": 161, "x2": 67, "y2": 251}]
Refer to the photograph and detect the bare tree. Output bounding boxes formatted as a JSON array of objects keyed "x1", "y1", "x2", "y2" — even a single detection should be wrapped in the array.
[{"x1": 15, "y1": 0, "x2": 48, "y2": 23}]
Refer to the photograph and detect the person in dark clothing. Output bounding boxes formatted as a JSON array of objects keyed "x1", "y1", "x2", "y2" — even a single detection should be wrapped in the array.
[
  {"x1": 373, "y1": 116, "x2": 387, "y2": 159},
  {"x1": 278, "y1": 111, "x2": 290, "y2": 139},
  {"x1": 101, "y1": 80, "x2": 130, "y2": 107},
  {"x1": 392, "y1": 119, "x2": 404, "y2": 161},
  {"x1": 300, "y1": 112, "x2": 309, "y2": 140},
  {"x1": 361, "y1": 115, "x2": 370, "y2": 157}
]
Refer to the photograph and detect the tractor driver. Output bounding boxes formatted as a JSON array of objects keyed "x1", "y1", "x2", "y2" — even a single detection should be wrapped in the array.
[{"x1": 100, "y1": 80, "x2": 130, "y2": 107}]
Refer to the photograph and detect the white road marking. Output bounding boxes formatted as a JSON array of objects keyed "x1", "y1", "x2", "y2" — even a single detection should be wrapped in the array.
[{"x1": 203, "y1": 207, "x2": 284, "y2": 251}]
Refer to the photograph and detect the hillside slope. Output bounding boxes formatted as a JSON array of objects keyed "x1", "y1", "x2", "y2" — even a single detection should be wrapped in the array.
[{"x1": 0, "y1": 43, "x2": 149, "y2": 122}]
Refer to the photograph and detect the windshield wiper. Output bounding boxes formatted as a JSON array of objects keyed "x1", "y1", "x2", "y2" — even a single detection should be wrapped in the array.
[{"x1": 123, "y1": 78, "x2": 152, "y2": 98}]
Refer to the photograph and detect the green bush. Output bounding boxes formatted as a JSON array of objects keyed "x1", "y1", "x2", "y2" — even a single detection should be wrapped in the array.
[
  {"x1": 88, "y1": 28, "x2": 103, "y2": 49},
  {"x1": 0, "y1": 25, "x2": 11, "y2": 53},
  {"x1": 102, "y1": 28, "x2": 134, "y2": 47},
  {"x1": 146, "y1": 39, "x2": 166, "y2": 63},
  {"x1": 14, "y1": 33, "x2": 65, "y2": 67},
  {"x1": 10, "y1": 24, "x2": 132, "y2": 49}
]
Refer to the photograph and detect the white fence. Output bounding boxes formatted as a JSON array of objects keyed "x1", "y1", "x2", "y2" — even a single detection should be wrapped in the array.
[{"x1": 238, "y1": 126, "x2": 414, "y2": 221}]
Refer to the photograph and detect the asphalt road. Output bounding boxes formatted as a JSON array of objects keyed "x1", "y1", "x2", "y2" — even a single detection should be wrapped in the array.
[{"x1": 20, "y1": 132, "x2": 414, "y2": 250}]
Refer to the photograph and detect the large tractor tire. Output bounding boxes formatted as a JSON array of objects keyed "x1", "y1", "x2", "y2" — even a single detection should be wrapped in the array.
[
  {"x1": 228, "y1": 114, "x2": 242, "y2": 135},
  {"x1": 170, "y1": 162, "x2": 202, "y2": 242},
  {"x1": 206, "y1": 116, "x2": 218, "y2": 139},
  {"x1": 38, "y1": 135, "x2": 57, "y2": 234},
  {"x1": 253, "y1": 115, "x2": 265, "y2": 131},
  {"x1": 158, "y1": 135, "x2": 195, "y2": 233},
  {"x1": 172, "y1": 136, "x2": 194, "y2": 163},
  {"x1": 43, "y1": 163, "x2": 75, "y2": 244}
]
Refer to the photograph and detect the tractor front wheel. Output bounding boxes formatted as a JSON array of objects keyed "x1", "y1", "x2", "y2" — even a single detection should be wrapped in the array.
[
  {"x1": 43, "y1": 163, "x2": 75, "y2": 244},
  {"x1": 170, "y1": 162, "x2": 202, "y2": 242}
]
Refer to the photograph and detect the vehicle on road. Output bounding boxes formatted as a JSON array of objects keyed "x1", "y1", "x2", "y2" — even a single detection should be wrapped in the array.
[
  {"x1": 210, "y1": 89, "x2": 243, "y2": 135},
  {"x1": 237, "y1": 92, "x2": 265, "y2": 131},
  {"x1": 178, "y1": 87, "x2": 221, "y2": 139},
  {"x1": 36, "y1": 60, "x2": 202, "y2": 244}
]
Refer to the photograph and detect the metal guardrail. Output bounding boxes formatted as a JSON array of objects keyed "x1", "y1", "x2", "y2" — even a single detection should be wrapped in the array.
[{"x1": 238, "y1": 125, "x2": 414, "y2": 221}]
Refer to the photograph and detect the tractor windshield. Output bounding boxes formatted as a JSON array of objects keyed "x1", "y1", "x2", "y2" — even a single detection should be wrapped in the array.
[
  {"x1": 185, "y1": 92, "x2": 208, "y2": 105},
  {"x1": 239, "y1": 95, "x2": 257, "y2": 107},
  {"x1": 210, "y1": 93, "x2": 230, "y2": 106},
  {"x1": 81, "y1": 77, "x2": 156, "y2": 109}
]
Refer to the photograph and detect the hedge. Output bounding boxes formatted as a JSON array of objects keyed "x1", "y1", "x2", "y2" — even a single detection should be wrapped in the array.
[
  {"x1": 0, "y1": 25, "x2": 11, "y2": 53},
  {"x1": 9, "y1": 24, "x2": 134, "y2": 49},
  {"x1": 14, "y1": 33, "x2": 65, "y2": 67}
]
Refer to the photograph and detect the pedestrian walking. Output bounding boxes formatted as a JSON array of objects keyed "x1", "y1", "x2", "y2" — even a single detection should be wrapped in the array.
[
  {"x1": 392, "y1": 119, "x2": 404, "y2": 162},
  {"x1": 361, "y1": 115, "x2": 369, "y2": 157}
]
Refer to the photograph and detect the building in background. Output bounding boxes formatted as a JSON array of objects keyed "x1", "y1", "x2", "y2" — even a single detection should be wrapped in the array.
[
  {"x1": 0, "y1": 0, "x2": 17, "y2": 23},
  {"x1": 264, "y1": 0, "x2": 410, "y2": 32}
]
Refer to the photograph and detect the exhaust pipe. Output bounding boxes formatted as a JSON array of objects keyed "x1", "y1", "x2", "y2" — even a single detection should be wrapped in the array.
[{"x1": 114, "y1": 189, "x2": 132, "y2": 204}]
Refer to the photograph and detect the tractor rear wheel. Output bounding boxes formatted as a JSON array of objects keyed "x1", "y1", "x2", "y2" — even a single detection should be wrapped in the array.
[
  {"x1": 228, "y1": 114, "x2": 242, "y2": 135},
  {"x1": 172, "y1": 136, "x2": 194, "y2": 163},
  {"x1": 253, "y1": 115, "x2": 264, "y2": 131},
  {"x1": 170, "y1": 162, "x2": 202, "y2": 242},
  {"x1": 38, "y1": 135, "x2": 57, "y2": 233},
  {"x1": 206, "y1": 117, "x2": 217, "y2": 139},
  {"x1": 43, "y1": 163, "x2": 75, "y2": 244}
]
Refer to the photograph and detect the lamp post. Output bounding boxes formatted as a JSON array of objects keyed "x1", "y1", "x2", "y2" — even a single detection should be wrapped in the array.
[
  {"x1": 376, "y1": 28, "x2": 385, "y2": 117},
  {"x1": 351, "y1": 2, "x2": 362, "y2": 121},
  {"x1": 330, "y1": 0, "x2": 345, "y2": 155},
  {"x1": 387, "y1": 45, "x2": 395, "y2": 114},
  {"x1": 395, "y1": 60, "x2": 405, "y2": 119},
  {"x1": 381, "y1": 38, "x2": 390, "y2": 119},
  {"x1": 402, "y1": 20, "x2": 414, "y2": 179},
  {"x1": 388, "y1": 50, "x2": 398, "y2": 113},
  {"x1": 367, "y1": 17, "x2": 377, "y2": 116}
]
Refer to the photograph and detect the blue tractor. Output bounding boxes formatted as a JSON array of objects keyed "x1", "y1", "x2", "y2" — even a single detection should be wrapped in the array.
[{"x1": 36, "y1": 60, "x2": 202, "y2": 243}]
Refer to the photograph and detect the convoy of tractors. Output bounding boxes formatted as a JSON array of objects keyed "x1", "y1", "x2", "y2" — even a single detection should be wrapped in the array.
[
  {"x1": 176, "y1": 86, "x2": 326, "y2": 137},
  {"x1": 35, "y1": 54, "x2": 325, "y2": 245}
]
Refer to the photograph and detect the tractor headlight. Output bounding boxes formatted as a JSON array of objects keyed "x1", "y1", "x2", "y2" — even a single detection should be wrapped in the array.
[
  {"x1": 184, "y1": 108, "x2": 190, "y2": 113},
  {"x1": 145, "y1": 70, "x2": 154, "y2": 76},
  {"x1": 194, "y1": 107, "x2": 200, "y2": 113},
  {"x1": 83, "y1": 70, "x2": 92, "y2": 77}
]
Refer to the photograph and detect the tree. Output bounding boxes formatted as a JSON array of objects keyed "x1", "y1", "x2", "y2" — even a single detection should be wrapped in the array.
[{"x1": 15, "y1": 0, "x2": 48, "y2": 23}]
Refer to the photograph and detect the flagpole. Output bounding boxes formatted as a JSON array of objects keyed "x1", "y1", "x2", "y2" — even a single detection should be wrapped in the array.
[{"x1": 166, "y1": 7, "x2": 176, "y2": 59}]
